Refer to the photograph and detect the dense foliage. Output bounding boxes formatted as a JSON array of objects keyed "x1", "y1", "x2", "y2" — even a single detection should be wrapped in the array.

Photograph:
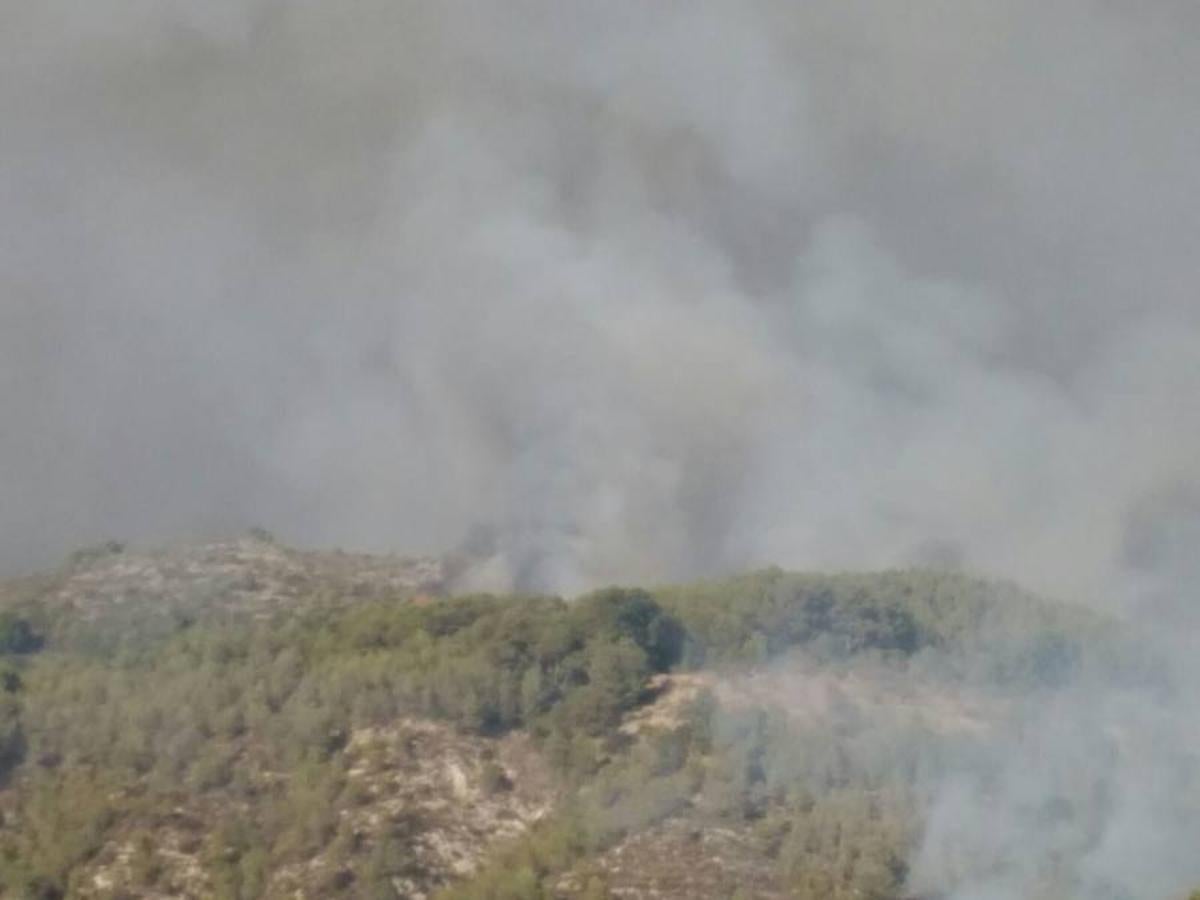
[{"x1": 0, "y1": 557, "x2": 1120, "y2": 898}]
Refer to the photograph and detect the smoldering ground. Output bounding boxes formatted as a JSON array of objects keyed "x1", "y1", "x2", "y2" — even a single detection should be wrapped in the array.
[{"x1": 2, "y1": 3, "x2": 1199, "y2": 895}]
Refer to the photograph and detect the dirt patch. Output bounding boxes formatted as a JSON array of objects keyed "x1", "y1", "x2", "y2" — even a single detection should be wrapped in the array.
[{"x1": 558, "y1": 818, "x2": 787, "y2": 899}]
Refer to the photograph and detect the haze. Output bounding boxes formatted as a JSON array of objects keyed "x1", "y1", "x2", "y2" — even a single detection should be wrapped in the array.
[{"x1": 3, "y1": 1, "x2": 1199, "y2": 607}]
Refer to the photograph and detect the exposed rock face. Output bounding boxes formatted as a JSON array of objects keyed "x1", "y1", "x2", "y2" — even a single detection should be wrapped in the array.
[
  {"x1": 71, "y1": 719, "x2": 556, "y2": 900},
  {"x1": 276, "y1": 721, "x2": 556, "y2": 899}
]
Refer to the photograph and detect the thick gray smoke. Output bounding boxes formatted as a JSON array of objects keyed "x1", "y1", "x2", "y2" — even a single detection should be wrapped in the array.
[
  {"x1": 908, "y1": 676, "x2": 1200, "y2": 899},
  {"x1": 3, "y1": 1, "x2": 1200, "y2": 896},
  {"x1": 3, "y1": 0, "x2": 1199, "y2": 604}
]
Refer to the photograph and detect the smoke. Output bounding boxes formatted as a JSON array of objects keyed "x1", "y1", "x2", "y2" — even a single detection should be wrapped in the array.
[
  {"x1": 2, "y1": 0, "x2": 1198, "y2": 603},
  {"x1": 907, "y1": 677, "x2": 1200, "y2": 899}
]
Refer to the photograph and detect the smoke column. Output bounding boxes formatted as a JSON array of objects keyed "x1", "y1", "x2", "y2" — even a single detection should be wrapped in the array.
[{"x1": 3, "y1": 1, "x2": 1199, "y2": 605}]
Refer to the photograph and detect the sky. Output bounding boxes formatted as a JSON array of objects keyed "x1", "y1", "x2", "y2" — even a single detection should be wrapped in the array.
[{"x1": 2, "y1": 0, "x2": 1199, "y2": 608}]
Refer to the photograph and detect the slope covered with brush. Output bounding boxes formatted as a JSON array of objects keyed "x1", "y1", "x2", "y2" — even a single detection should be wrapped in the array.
[{"x1": 0, "y1": 541, "x2": 1146, "y2": 899}]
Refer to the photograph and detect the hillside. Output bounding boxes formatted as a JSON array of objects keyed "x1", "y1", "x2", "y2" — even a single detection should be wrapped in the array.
[
  {"x1": 0, "y1": 539, "x2": 1156, "y2": 899},
  {"x1": 0, "y1": 536, "x2": 445, "y2": 651}
]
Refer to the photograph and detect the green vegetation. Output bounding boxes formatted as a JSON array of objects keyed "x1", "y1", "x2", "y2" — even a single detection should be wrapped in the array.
[
  {"x1": 0, "y1": 557, "x2": 1119, "y2": 898},
  {"x1": 657, "y1": 567, "x2": 1108, "y2": 682},
  {"x1": 0, "y1": 612, "x2": 42, "y2": 655}
]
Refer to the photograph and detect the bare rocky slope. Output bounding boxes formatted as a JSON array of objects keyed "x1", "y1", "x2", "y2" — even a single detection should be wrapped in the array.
[
  {"x1": 69, "y1": 720, "x2": 554, "y2": 899},
  {"x1": 3, "y1": 535, "x2": 447, "y2": 622}
]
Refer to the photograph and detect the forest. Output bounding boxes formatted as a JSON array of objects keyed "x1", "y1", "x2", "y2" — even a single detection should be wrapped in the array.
[{"x1": 0, "y1": 545, "x2": 1171, "y2": 899}]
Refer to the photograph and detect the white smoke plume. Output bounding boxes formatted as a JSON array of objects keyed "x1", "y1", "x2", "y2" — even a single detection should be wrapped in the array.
[{"x1": 3, "y1": 1, "x2": 1199, "y2": 603}]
